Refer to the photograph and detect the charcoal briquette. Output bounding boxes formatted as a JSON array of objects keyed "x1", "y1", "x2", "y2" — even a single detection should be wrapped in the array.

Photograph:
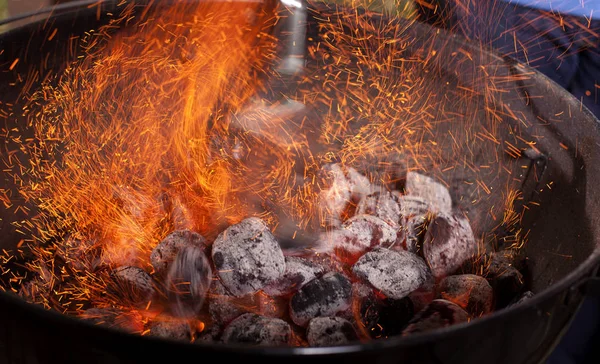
[
  {"x1": 306, "y1": 317, "x2": 358, "y2": 347},
  {"x1": 405, "y1": 172, "x2": 452, "y2": 214},
  {"x1": 356, "y1": 191, "x2": 402, "y2": 228},
  {"x1": 352, "y1": 283, "x2": 414, "y2": 338},
  {"x1": 212, "y1": 217, "x2": 285, "y2": 296},
  {"x1": 263, "y1": 256, "x2": 325, "y2": 296},
  {"x1": 151, "y1": 230, "x2": 208, "y2": 276},
  {"x1": 402, "y1": 299, "x2": 469, "y2": 335},
  {"x1": 221, "y1": 313, "x2": 291, "y2": 346},
  {"x1": 423, "y1": 213, "x2": 477, "y2": 278},
  {"x1": 148, "y1": 320, "x2": 191, "y2": 342},
  {"x1": 290, "y1": 272, "x2": 352, "y2": 327},
  {"x1": 319, "y1": 164, "x2": 372, "y2": 226},
  {"x1": 194, "y1": 325, "x2": 222, "y2": 343},
  {"x1": 321, "y1": 214, "x2": 399, "y2": 255},
  {"x1": 438, "y1": 274, "x2": 493, "y2": 316},
  {"x1": 352, "y1": 248, "x2": 430, "y2": 300},
  {"x1": 402, "y1": 214, "x2": 429, "y2": 253},
  {"x1": 164, "y1": 245, "x2": 213, "y2": 318},
  {"x1": 486, "y1": 253, "x2": 525, "y2": 308},
  {"x1": 397, "y1": 195, "x2": 431, "y2": 218},
  {"x1": 109, "y1": 266, "x2": 155, "y2": 307}
]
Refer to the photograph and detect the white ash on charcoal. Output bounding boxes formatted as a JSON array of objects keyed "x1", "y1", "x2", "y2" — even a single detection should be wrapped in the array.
[
  {"x1": 508, "y1": 291, "x2": 534, "y2": 307},
  {"x1": 211, "y1": 217, "x2": 285, "y2": 296},
  {"x1": 352, "y1": 283, "x2": 414, "y2": 338},
  {"x1": 485, "y1": 253, "x2": 526, "y2": 308},
  {"x1": 356, "y1": 190, "x2": 402, "y2": 228},
  {"x1": 395, "y1": 195, "x2": 431, "y2": 253},
  {"x1": 318, "y1": 164, "x2": 372, "y2": 227},
  {"x1": 306, "y1": 317, "x2": 359, "y2": 347},
  {"x1": 402, "y1": 214, "x2": 429, "y2": 253},
  {"x1": 290, "y1": 272, "x2": 353, "y2": 327},
  {"x1": 150, "y1": 230, "x2": 208, "y2": 276},
  {"x1": 352, "y1": 248, "x2": 431, "y2": 300},
  {"x1": 402, "y1": 299, "x2": 469, "y2": 335},
  {"x1": 221, "y1": 313, "x2": 291, "y2": 346},
  {"x1": 319, "y1": 215, "x2": 399, "y2": 257},
  {"x1": 263, "y1": 256, "x2": 325, "y2": 296},
  {"x1": 423, "y1": 213, "x2": 478, "y2": 279},
  {"x1": 404, "y1": 172, "x2": 452, "y2": 215},
  {"x1": 437, "y1": 274, "x2": 494, "y2": 316},
  {"x1": 108, "y1": 266, "x2": 155, "y2": 307},
  {"x1": 397, "y1": 195, "x2": 431, "y2": 217},
  {"x1": 163, "y1": 245, "x2": 212, "y2": 318},
  {"x1": 79, "y1": 308, "x2": 143, "y2": 333},
  {"x1": 148, "y1": 319, "x2": 191, "y2": 342}
]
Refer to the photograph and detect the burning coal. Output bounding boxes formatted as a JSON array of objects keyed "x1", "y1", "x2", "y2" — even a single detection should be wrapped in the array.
[{"x1": 0, "y1": 0, "x2": 537, "y2": 347}]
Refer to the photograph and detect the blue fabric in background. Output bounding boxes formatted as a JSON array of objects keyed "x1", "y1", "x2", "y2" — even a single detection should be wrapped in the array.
[{"x1": 505, "y1": 0, "x2": 600, "y2": 17}]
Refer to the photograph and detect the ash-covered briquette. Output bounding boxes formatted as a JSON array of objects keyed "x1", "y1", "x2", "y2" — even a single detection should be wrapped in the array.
[
  {"x1": 356, "y1": 191, "x2": 402, "y2": 228},
  {"x1": 319, "y1": 164, "x2": 372, "y2": 226},
  {"x1": 486, "y1": 253, "x2": 525, "y2": 308},
  {"x1": 352, "y1": 248, "x2": 430, "y2": 300},
  {"x1": 211, "y1": 217, "x2": 285, "y2": 296},
  {"x1": 438, "y1": 274, "x2": 494, "y2": 316},
  {"x1": 402, "y1": 214, "x2": 429, "y2": 253},
  {"x1": 148, "y1": 320, "x2": 191, "y2": 342},
  {"x1": 321, "y1": 214, "x2": 398, "y2": 255},
  {"x1": 423, "y1": 213, "x2": 477, "y2": 279},
  {"x1": 404, "y1": 172, "x2": 452, "y2": 215},
  {"x1": 164, "y1": 245, "x2": 212, "y2": 318},
  {"x1": 109, "y1": 266, "x2": 155, "y2": 307},
  {"x1": 80, "y1": 308, "x2": 143, "y2": 333},
  {"x1": 194, "y1": 325, "x2": 222, "y2": 344},
  {"x1": 306, "y1": 317, "x2": 358, "y2": 347},
  {"x1": 352, "y1": 283, "x2": 414, "y2": 338},
  {"x1": 290, "y1": 272, "x2": 353, "y2": 327},
  {"x1": 221, "y1": 313, "x2": 291, "y2": 346},
  {"x1": 402, "y1": 299, "x2": 469, "y2": 335},
  {"x1": 398, "y1": 195, "x2": 431, "y2": 218},
  {"x1": 150, "y1": 230, "x2": 208, "y2": 276},
  {"x1": 263, "y1": 256, "x2": 325, "y2": 296}
]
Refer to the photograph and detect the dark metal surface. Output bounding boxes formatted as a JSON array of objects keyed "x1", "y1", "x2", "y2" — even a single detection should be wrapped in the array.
[{"x1": 0, "y1": 1, "x2": 599, "y2": 364}]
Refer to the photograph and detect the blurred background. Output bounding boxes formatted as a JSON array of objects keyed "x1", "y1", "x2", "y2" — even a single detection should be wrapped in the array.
[{"x1": 0, "y1": 0, "x2": 598, "y2": 363}]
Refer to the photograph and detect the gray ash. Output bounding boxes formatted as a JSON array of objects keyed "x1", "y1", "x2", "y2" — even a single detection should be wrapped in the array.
[
  {"x1": 423, "y1": 213, "x2": 477, "y2": 279},
  {"x1": 306, "y1": 317, "x2": 358, "y2": 347},
  {"x1": 352, "y1": 248, "x2": 430, "y2": 300},
  {"x1": 356, "y1": 191, "x2": 402, "y2": 228},
  {"x1": 404, "y1": 172, "x2": 452, "y2": 215},
  {"x1": 221, "y1": 313, "x2": 291, "y2": 346},
  {"x1": 148, "y1": 320, "x2": 191, "y2": 342},
  {"x1": 263, "y1": 256, "x2": 325, "y2": 296},
  {"x1": 211, "y1": 217, "x2": 285, "y2": 296}
]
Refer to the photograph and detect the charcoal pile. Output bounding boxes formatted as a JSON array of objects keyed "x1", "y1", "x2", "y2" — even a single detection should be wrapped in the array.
[{"x1": 23, "y1": 166, "x2": 530, "y2": 347}]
